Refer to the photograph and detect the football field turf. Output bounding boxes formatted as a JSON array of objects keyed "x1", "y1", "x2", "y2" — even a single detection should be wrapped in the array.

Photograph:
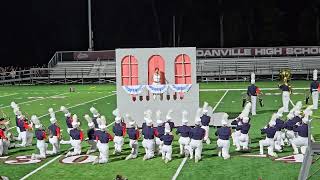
[{"x1": 0, "y1": 81, "x2": 319, "y2": 180}]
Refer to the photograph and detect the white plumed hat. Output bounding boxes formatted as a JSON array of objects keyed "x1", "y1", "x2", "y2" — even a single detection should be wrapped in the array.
[
  {"x1": 182, "y1": 110, "x2": 188, "y2": 124},
  {"x1": 98, "y1": 116, "x2": 107, "y2": 130},
  {"x1": 166, "y1": 109, "x2": 173, "y2": 120},
  {"x1": 31, "y1": 115, "x2": 42, "y2": 129},
  {"x1": 48, "y1": 108, "x2": 56, "y2": 124},
  {"x1": 251, "y1": 72, "x2": 255, "y2": 84},
  {"x1": 202, "y1": 102, "x2": 209, "y2": 113},
  {"x1": 269, "y1": 120, "x2": 276, "y2": 127},
  {"x1": 276, "y1": 107, "x2": 284, "y2": 117},
  {"x1": 313, "y1": 69, "x2": 318, "y2": 81},
  {"x1": 90, "y1": 107, "x2": 100, "y2": 117},
  {"x1": 71, "y1": 114, "x2": 80, "y2": 128},
  {"x1": 84, "y1": 114, "x2": 94, "y2": 128},
  {"x1": 194, "y1": 108, "x2": 202, "y2": 125},
  {"x1": 113, "y1": 108, "x2": 121, "y2": 122},
  {"x1": 60, "y1": 106, "x2": 70, "y2": 117}
]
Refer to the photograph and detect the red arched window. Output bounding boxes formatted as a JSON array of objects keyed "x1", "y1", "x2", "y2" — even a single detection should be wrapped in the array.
[
  {"x1": 121, "y1": 55, "x2": 138, "y2": 86},
  {"x1": 175, "y1": 54, "x2": 191, "y2": 84},
  {"x1": 148, "y1": 55, "x2": 166, "y2": 85}
]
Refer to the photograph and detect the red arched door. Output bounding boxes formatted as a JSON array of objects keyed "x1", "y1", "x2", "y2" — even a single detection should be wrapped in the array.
[
  {"x1": 121, "y1": 55, "x2": 138, "y2": 86},
  {"x1": 148, "y1": 55, "x2": 166, "y2": 85},
  {"x1": 175, "y1": 54, "x2": 191, "y2": 84}
]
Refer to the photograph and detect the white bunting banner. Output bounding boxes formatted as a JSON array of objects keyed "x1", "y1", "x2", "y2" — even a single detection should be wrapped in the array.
[
  {"x1": 169, "y1": 84, "x2": 192, "y2": 93},
  {"x1": 146, "y1": 84, "x2": 169, "y2": 94},
  {"x1": 122, "y1": 85, "x2": 145, "y2": 95}
]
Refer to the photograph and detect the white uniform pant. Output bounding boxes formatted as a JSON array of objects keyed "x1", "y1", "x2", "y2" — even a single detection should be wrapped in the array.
[
  {"x1": 259, "y1": 138, "x2": 276, "y2": 156},
  {"x1": 17, "y1": 131, "x2": 33, "y2": 147},
  {"x1": 312, "y1": 91, "x2": 319, "y2": 109},
  {"x1": 16, "y1": 127, "x2": 21, "y2": 140},
  {"x1": 113, "y1": 136, "x2": 124, "y2": 153},
  {"x1": 155, "y1": 137, "x2": 163, "y2": 154},
  {"x1": 189, "y1": 139, "x2": 203, "y2": 160},
  {"x1": 251, "y1": 96, "x2": 257, "y2": 115},
  {"x1": 232, "y1": 130, "x2": 241, "y2": 148},
  {"x1": 142, "y1": 139, "x2": 155, "y2": 159},
  {"x1": 285, "y1": 130, "x2": 295, "y2": 145},
  {"x1": 47, "y1": 136, "x2": 60, "y2": 155},
  {"x1": 0, "y1": 139, "x2": 10, "y2": 156},
  {"x1": 66, "y1": 139, "x2": 81, "y2": 157},
  {"x1": 239, "y1": 133, "x2": 249, "y2": 150},
  {"x1": 292, "y1": 136, "x2": 308, "y2": 154},
  {"x1": 282, "y1": 91, "x2": 290, "y2": 112},
  {"x1": 126, "y1": 139, "x2": 138, "y2": 160},
  {"x1": 201, "y1": 126, "x2": 210, "y2": 144},
  {"x1": 178, "y1": 137, "x2": 190, "y2": 155},
  {"x1": 97, "y1": 141, "x2": 109, "y2": 163},
  {"x1": 274, "y1": 131, "x2": 284, "y2": 151},
  {"x1": 217, "y1": 139, "x2": 230, "y2": 159},
  {"x1": 162, "y1": 145, "x2": 172, "y2": 161},
  {"x1": 33, "y1": 140, "x2": 47, "y2": 159}
]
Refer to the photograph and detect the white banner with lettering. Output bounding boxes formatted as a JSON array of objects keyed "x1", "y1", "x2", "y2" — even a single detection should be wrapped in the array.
[
  {"x1": 122, "y1": 85, "x2": 145, "y2": 95},
  {"x1": 169, "y1": 84, "x2": 192, "y2": 93},
  {"x1": 146, "y1": 85, "x2": 169, "y2": 94}
]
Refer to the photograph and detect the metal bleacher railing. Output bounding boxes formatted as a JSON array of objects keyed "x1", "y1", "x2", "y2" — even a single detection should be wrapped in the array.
[{"x1": 1, "y1": 50, "x2": 320, "y2": 85}]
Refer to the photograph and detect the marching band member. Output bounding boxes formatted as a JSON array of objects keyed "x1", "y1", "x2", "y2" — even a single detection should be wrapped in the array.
[
  {"x1": 84, "y1": 114, "x2": 97, "y2": 154},
  {"x1": 160, "y1": 123, "x2": 174, "y2": 163},
  {"x1": 11, "y1": 102, "x2": 21, "y2": 140},
  {"x1": 189, "y1": 108, "x2": 205, "y2": 163},
  {"x1": 200, "y1": 102, "x2": 211, "y2": 144},
  {"x1": 215, "y1": 114, "x2": 231, "y2": 160},
  {"x1": 90, "y1": 107, "x2": 100, "y2": 128},
  {"x1": 125, "y1": 114, "x2": 139, "y2": 160},
  {"x1": 176, "y1": 110, "x2": 191, "y2": 157},
  {"x1": 283, "y1": 113, "x2": 295, "y2": 146},
  {"x1": 47, "y1": 108, "x2": 60, "y2": 155},
  {"x1": 60, "y1": 106, "x2": 73, "y2": 144},
  {"x1": 238, "y1": 117, "x2": 250, "y2": 151},
  {"x1": 291, "y1": 106, "x2": 313, "y2": 155},
  {"x1": 274, "y1": 107, "x2": 285, "y2": 151},
  {"x1": 93, "y1": 116, "x2": 113, "y2": 164},
  {"x1": 259, "y1": 114, "x2": 278, "y2": 157},
  {"x1": 155, "y1": 110, "x2": 165, "y2": 155},
  {"x1": 0, "y1": 118, "x2": 10, "y2": 156},
  {"x1": 231, "y1": 103, "x2": 251, "y2": 149},
  {"x1": 247, "y1": 72, "x2": 260, "y2": 115},
  {"x1": 279, "y1": 83, "x2": 291, "y2": 113},
  {"x1": 16, "y1": 114, "x2": 33, "y2": 147},
  {"x1": 165, "y1": 110, "x2": 175, "y2": 132},
  {"x1": 142, "y1": 110, "x2": 156, "y2": 160},
  {"x1": 65, "y1": 114, "x2": 84, "y2": 157},
  {"x1": 31, "y1": 115, "x2": 48, "y2": 159},
  {"x1": 112, "y1": 108, "x2": 126, "y2": 155},
  {"x1": 310, "y1": 69, "x2": 319, "y2": 109}
]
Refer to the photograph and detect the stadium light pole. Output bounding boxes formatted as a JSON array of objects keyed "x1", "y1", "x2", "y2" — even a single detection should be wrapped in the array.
[{"x1": 88, "y1": 0, "x2": 93, "y2": 51}]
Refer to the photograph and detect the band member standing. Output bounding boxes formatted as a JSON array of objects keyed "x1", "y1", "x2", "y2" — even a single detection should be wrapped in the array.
[
  {"x1": 279, "y1": 83, "x2": 291, "y2": 113},
  {"x1": 200, "y1": 102, "x2": 211, "y2": 144},
  {"x1": 310, "y1": 69, "x2": 319, "y2": 109},
  {"x1": 47, "y1": 108, "x2": 60, "y2": 155},
  {"x1": 247, "y1": 73, "x2": 260, "y2": 115},
  {"x1": 189, "y1": 108, "x2": 205, "y2": 163}
]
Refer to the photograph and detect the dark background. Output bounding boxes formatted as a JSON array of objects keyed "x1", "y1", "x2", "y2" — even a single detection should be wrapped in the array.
[{"x1": 1, "y1": 0, "x2": 320, "y2": 66}]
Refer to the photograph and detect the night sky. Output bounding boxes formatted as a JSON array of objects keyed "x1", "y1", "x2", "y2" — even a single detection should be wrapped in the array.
[{"x1": 1, "y1": 0, "x2": 320, "y2": 66}]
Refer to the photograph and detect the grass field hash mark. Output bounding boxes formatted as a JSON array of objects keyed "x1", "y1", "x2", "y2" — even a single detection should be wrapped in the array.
[
  {"x1": 19, "y1": 93, "x2": 116, "y2": 179},
  {"x1": 0, "y1": 93, "x2": 18, "y2": 98},
  {"x1": 171, "y1": 90, "x2": 229, "y2": 180},
  {"x1": 0, "y1": 92, "x2": 70, "y2": 110}
]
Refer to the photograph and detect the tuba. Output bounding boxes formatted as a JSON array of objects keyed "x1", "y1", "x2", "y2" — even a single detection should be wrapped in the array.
[{"x1": 279, "y1": 69, "x2": 292, "y2": 93}]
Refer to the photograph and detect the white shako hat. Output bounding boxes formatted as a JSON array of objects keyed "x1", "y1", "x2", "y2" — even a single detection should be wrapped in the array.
[
  {"x1": 48, "y1": 108, "x2": 57, "y2": 124},
  {"x1": 251, "y1": 72, "x2": 255, "y2": 84},
  {"x1": 313, "y1": 69, "x2": 318, "y2": 81}
]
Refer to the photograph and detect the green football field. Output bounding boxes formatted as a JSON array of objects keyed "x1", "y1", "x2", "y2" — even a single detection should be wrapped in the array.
[{"x1": 0, "y1": 81, "x2": 319, "y2": 180}]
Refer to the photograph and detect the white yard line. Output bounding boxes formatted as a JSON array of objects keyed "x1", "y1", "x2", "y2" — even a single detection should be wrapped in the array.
[
  {"x1": 19, "y1": 93, "x2": 116, "y2": 180},
  {"x1": 20, "y1": 155, "x2": 62, "y2": 180},
  {"x1": 0, "y1": 92, "x2": 70, "y2": 109},
  {"x1": 0, "y1": 93, "x2": 18, "y2": 98},
  {"x1": 171, "y1": 90, "x2": 228, "y2": 180},
  {"x1": 200, "y1": 87, "x2": 308, "y2": 91}
]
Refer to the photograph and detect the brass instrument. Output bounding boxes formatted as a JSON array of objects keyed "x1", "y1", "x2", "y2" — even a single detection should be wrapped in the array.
[{"x1": 279, "y1": 69, "x2": 292, "y2": 93}]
